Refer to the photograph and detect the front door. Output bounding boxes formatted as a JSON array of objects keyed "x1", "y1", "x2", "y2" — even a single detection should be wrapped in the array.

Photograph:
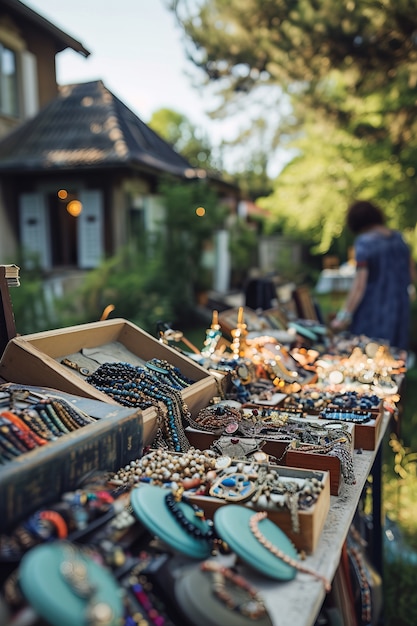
[{"x1": 19, "y1": 190, "x2": 104, "y2": 270}]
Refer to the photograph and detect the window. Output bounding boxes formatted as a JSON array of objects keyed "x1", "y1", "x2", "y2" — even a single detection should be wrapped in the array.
[{"x1": 0, "y1": 44, "x2": 18, "y2": 116}]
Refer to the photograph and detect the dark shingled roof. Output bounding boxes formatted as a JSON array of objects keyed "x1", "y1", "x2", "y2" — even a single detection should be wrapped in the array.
[{"x1": 0, "y1": 80, "x2": 196, "y2": 177}]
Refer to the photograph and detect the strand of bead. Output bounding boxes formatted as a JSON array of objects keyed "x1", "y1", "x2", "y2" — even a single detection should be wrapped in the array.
[
  {"x1": 34, "y1": 401, "x2": 70, "y2": 434},
  {"x1": 146, "y1": 358, "x2": 195, "y2": 388},
  {"x1": 0, "y1": 411, "x2": 48, "y2": 446},
  {"x1": 186, "y1": 404, "x2": 243, "y2": 433},
  {"x1": 109, "y1": 447, "x2": 217, "y2": 488},
  {"x1": 0, "y1": 421, "x2": 31, "y2": 456},
  {"x1": 52, "y1": 399, "x2": 96, "y2": 428},
  {"x1": 30, "y1": 404, "x2": 62, "y2": 438},
  {"x1": 44, "y1": 401, "x2": 78, "y2": 432},
  {"x1": 20, "y1": 409, "x2": 57, "y2": 441},
  {"x1": 165, "y1": 487, "x2": 214, "y2": 542},
  {"x1": 200, "y1": 560, "x2": 267, "y2": 619},
  {"x1": 87, "y1": 362, "x2": 191, "y2": 452},
  {"x1": 249, "y1": 511, "x2": 331, "y2": 592}
]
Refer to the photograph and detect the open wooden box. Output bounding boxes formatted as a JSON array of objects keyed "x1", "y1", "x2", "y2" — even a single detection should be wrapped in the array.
[
  {"x1": 0, "y1": 319, "x2": 218, "y2": 446},
  {"x1": 186, "y1": 416, "x2": 353, "y2": 496},
  {"x1": 190, "y1": 465, "x2": 330, "y2": 554},
  {"x1": 316, "y1": 409, "x2": 383, "y2": 451}
]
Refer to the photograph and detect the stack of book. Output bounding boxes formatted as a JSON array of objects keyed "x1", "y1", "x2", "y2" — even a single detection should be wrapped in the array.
[{"x1": 1, "y1": 264, "x2": 20, "y2": 287}]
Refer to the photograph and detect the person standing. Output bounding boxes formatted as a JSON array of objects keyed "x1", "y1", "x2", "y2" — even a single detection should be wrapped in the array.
[{"x1": 331, "y1": 200, "x2": 415, "y2": 352}]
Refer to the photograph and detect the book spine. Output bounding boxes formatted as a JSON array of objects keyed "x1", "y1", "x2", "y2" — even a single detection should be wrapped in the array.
[{"x1": 0, "y1": 410, "x2": 143, "y2": 532}]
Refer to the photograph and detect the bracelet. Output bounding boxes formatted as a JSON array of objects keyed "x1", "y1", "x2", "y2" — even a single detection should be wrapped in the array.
[
  {"x1": 200, "y1": 561, "x2": 267, "y2": 619},
  {"x1": 249, "y1": 511, "x2": 331, "y2": 592},
  {"x1": 335, "y1": 309, "x2": 352, "y2": 323},
  {"x1": 165, "y1": 486, "x2": 215, "y2": 542}
]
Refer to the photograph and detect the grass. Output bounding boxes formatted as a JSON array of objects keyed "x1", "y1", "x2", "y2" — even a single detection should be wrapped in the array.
[{"x1": 379, "y1": 363, "x2": 417, "y2": 625}]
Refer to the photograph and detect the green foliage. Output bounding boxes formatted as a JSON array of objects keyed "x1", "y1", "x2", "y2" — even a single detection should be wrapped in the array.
[
  {"x1": 9, "y1": 256, "x2": 60, "y2": 335},
  {"x1": 383, "y1": 558, "x2": 417, "y2": 626},
  {"x1": 169, "y1": 0, "x2": 417, "y2": 254},
  {"x1": 228, "y1": 219, "x2": 258, "y2": 286},
  {"x1": 148, "y1": 108, "x2": 217, "y2": 171},
  {"x1": 158, "y1": 176, "x2": 228, "y2": 295},
  {"x1": 383, "y1": 434, "x2": 417, "y2": 545}
]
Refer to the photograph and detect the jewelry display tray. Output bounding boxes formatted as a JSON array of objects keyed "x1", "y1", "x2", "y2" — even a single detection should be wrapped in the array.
[
  {"x1": 281, "y1": 389, "x2": 384, "y2": 451},
  {"x1": 0, "y1": 318, "x2": 219, "y2": 446},
  {"x1": 186, "y1": 417, "x2": 354, "y2": 497},
  {"x1": 189, "y1": 464, "x2": 330, "y2": 555}
]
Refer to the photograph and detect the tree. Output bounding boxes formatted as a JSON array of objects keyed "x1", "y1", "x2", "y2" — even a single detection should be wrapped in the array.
[
  {"x1": 148, "y1": 108, "x2": 216, "y2": 170},
  {"x1": 168, "y1": 0, "x2": 417, "y2": 253}
]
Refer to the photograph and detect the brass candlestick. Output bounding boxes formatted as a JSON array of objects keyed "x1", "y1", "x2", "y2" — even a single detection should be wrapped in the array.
[{"x1": 230, "y1": 306, "x2": 248, "y2": 358}]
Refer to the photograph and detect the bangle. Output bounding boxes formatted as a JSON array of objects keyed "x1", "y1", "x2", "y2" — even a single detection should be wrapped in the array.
[{"x1": 335, "y1": 309, "x2": 352, "y2": 323}]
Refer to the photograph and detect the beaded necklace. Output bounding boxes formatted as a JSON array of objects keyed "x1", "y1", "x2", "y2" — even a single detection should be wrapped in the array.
[
  {"x1": 249, "y1": 512, "x2": 331, "y2": 591},
  {"x1": 165, "y1": 485, "x2": 215, "y2": 543},
  {"x1": 319, "y1": 408, "x2": 372, "y2": 424},
  {"x1": 200, "y1": 560, "x2": 267, "y2": 619},
  {"x1": 87, "y1": 362, "x2": 191, "y2": 452}
]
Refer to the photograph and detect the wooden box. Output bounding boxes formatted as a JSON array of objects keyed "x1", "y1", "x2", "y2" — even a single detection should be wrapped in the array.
[
  {"x1": 190, "y1": 465, "x2": 330, "y2": 554},
  {"x1": 186, "y1": 417, "x2": 354, "y2": 496},
  {"x1": 285, "y1": 449, "x2": 342, "y2": 496},
  {"x1": 0, "y1": 319, "x2": 219, "y2": 447},
  {"x1": 350, "y1": 410, "x2": 382, "y2": 450},
  {"x1": 0, "y1": 384, "x2": 144, "y2": 531},
  {"x1": 318, "y1": 409, "x2": 383, "y2": 451}
]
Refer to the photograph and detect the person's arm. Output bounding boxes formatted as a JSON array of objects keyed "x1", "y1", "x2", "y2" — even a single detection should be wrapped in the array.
[{"x1": 331, "y1": 266, "x2": 368, "y2": 329}]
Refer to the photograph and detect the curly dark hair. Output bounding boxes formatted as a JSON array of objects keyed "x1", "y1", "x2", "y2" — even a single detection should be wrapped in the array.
[{"x1": 346, "y1": 200, "x2": 385, "y2": 234}]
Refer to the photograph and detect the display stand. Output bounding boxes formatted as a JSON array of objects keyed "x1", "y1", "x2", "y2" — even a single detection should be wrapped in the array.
[{"x1": 0, "y1": 266, "x2": 17, "y2": 358}]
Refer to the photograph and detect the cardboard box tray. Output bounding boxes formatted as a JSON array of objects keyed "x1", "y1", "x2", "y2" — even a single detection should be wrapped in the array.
[{"x1": 0, "y1": 319, "x2": 219, "y2": 446}]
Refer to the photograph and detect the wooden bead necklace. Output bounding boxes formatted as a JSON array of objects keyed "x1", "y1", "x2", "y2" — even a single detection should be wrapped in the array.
[{"x1": 109, "y1": 447, "x2": 217, "y2": 488}]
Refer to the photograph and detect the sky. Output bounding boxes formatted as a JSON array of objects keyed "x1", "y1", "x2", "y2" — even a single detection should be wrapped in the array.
[
  {"x1": 24, "y1": 0, "x2": 238, "y2": 148},
  {"x1": 24, "y1": 0, "x2": 290, "y2": 175}
]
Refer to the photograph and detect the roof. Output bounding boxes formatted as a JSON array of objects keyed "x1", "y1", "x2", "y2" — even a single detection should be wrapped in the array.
[
  {"x1": 2, "y1": 0, "x2": 90, "y2": 57},
  {"x1": 0, "y1": 80, "x2": 196, "y2": 177}
]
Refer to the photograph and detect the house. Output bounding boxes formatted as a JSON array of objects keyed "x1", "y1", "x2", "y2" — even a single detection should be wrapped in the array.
[
  {"x1": 0, "y1": 0, "x2": 241, "y2": 278},
  {"x1": 0, "y1": 0, "x2": 89, "y2": 264},
  {"x1": 0, "y1": 79, "x2": 208, "y2": 270}
]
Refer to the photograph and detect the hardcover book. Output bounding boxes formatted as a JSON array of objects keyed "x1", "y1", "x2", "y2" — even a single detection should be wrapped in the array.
[{"x1": 0, "y1": 384, "x2": 143, "y2": 531}]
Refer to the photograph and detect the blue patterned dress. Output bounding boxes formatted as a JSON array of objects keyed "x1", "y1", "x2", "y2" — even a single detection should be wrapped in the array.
[{"x1": 350, "y1": 229, "x2": 411, "y2": 350}]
